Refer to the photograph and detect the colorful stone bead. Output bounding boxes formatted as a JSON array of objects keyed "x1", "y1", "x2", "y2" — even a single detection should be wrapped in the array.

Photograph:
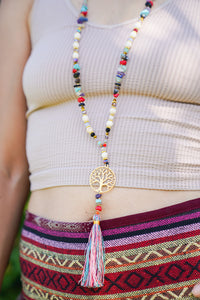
[
  {"x1": 82, "y1": 115, "x2": 89, "y2": 122},
  {"x1": 130, "y1": 31, "x2": 137, "y2": 39},
  {"x1": 121, "y1": 53, "x2": 128, "y2": 60},
  {"x1": 73, "y1": 63, "x2": 80, "y2": 70},
  {"x1": 109, "y1": 115, "x2": 114, "y2": 121},
  {"x1": 96, "y1": 199, "x2": 102, "y2": 204},
  {"x1": 82, "y1": 11, "x2": 88, "y2": 16},
  {"x1": 101, "y1": 152, "x2": 108, "y2": 159},
  {"x1": 145, "y1": 0, "x2": 153, "y2": 8},
  {"x1": 78, "y1": 97, "x2": 85, "y2": 103},
  {"x1": 96, "y1": 205, "x2": 102, "y2": 212},
  {"x1": 125, "y1": 40, "x2": 132, "y2": 48},
  {"x1": 118, "y1": 65, "x2": 126, "y2": 72},
  {"x1": 73, "y1": 41, "x2": 79, "y2": 49},
  {"x1": 81, "y1": 5, "x2": 88, "y2": 12},
  {"x1": 73, "y1": 72, "x2": 80, "y2": 78},
  {"x1": 86, "y1": 126, "x2": 93, "y2": 133},
  {"x1": 74, "y1": 32, "x2": 81, "y2": 40},
  {"x1": 77, "y1": 17, "x2": 88, "y2": 24},
  {"x1": 120, "y1": 60, "x2": 127, "y2": 65},
  {"x1": 106, "y1": 120, "x2": 113, "y2": 128},
  {"x1": 96, "y1": 194, "x2": 102, "y2": 199},
  {"x1": 114, "y1": 93, "x2": 119, "y2": 98},
  {"x1": 140, "y1": 8, "x2": 150, "y2": 18},
  {"x1": 75, "y1": 87, "x2": 81, "y2": 93},
  {"x1": 123, "y1": 47, "x2": 129, "y2": 54},
  {"x1": 134, "y1": 21, "x2": 142, "y2": 29},
  {"x1": 110, "y1": 107, "x2": 117, "y2": 115}
]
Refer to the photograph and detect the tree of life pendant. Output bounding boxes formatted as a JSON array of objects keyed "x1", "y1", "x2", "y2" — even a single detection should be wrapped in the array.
[{"x1": 89, "y1": 166, "x2": 116, "y2": 193}]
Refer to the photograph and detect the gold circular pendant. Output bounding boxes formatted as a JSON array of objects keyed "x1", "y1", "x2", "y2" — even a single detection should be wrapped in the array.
[{"x1": 89, "y1": 166, "x2": 116, "y2": 193}]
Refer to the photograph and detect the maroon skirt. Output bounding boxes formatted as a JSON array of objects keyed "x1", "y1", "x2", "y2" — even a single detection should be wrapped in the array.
[{"x1": 19, "y1": 197, "x2": 200, "y2": 299}]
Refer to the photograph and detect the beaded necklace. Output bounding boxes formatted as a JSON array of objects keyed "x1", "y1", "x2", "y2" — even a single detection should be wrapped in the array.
[{"x1": 72, "y1": 0, "x2": 154, "y2": 288}]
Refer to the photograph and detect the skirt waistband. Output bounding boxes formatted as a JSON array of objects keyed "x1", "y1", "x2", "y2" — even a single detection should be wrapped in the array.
[{"x1": 25, "y1": 197, "x2": 200, "y2": 233}]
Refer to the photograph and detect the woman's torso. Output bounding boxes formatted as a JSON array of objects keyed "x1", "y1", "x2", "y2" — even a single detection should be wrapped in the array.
[{"x1": 25, "y1": 0, "x2": 200, "y2": 222}]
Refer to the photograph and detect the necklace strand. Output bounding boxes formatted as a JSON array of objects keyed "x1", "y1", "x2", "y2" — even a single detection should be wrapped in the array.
[{"x1": 72, "y1": 0, "x2": 154, "y2": 288}]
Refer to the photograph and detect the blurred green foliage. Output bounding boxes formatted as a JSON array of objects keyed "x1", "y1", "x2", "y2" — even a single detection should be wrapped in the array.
[{"x1": 0, "y1": 202, "x2": 28, "y2": 300}]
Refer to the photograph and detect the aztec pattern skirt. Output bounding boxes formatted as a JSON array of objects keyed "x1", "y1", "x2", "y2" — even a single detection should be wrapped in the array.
[{"x1": 19, "y1": 198, "x2": 200, "y2": 300}]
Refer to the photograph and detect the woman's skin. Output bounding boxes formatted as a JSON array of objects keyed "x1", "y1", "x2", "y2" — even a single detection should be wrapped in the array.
[{"x1": 0, "y1": 0, "x2": 200, "y2": 296}]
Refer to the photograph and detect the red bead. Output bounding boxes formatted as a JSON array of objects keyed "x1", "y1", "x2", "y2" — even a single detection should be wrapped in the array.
[
  {"x1": 114, "y1": 93, "x2": 119, "y2": 98},
  {"x1": 95, "y1": 205, "x2": 102, "y2": 211},
  {"x1": 120, "y1": 60, "x2": 127, "y2": 65},
  {"x1": 82, "y1": 11, "x2": 88, "y2": 16},
  {"x1": 148, "y1": 0, "x2": 154, "y2": 6},
  {"x1": 103, "y1": 143, "x2": 107, "y2": 147},
  {"x1": 73, "y1": 69, "x2": 77, "y2": 73},
  {"x1": 78, "y1": 97, "x2": 85, "y2": 102},
  {"x1": 133, "y1": 28, "x2": 138, "y2": 32}
]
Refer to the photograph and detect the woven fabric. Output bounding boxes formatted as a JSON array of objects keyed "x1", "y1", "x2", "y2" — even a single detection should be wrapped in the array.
[{"x1": 19, "y1": 198, "x2": 200, "y2": 299}]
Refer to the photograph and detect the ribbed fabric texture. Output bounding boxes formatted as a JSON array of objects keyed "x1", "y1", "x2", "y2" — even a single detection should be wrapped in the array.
[{"x1": 23, "y1": 0, "x2": 200, "y2": 191}]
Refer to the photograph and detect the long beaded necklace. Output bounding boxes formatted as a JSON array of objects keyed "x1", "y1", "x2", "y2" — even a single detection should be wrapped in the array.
[{"x1": 72, "y1": 0, "x2": 154, "y2": 288}]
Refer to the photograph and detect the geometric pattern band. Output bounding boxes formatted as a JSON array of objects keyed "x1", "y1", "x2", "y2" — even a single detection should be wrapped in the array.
[{"x1": 19, "y1": 202, "x2": 200, "y2": 299}]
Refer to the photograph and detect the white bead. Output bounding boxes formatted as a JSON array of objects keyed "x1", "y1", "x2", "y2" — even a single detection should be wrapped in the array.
[
  {"x1": 73, "y1": 41, "x2": 79, "y2": 49},
  {"x1": 125, "y1": 40, "x2": 132, "y2": 48},
  {"x1": 109, "y1": 115, "x2": 114, "y2": 121},
  {"x1": 110, "y1": 107, "x2": 117, "y2": 115},
  {"x1": 86, "y1": 126, "x2": 93, "y2": 133},
  {"x1": 106, "y1": 120, "x2": 113, "y2": 128},
  {"x1": 130, "y1": 31, "x2": 137, "y2": 39},
  {"x1": 135, "y1": 21, "x2": 141, "y2": 29},
  {"x1": 82, "y1": 115, "x2": 89, "y2": 122},
  {"x1": 102, "y1": 152, "x2": 108, "y2": 159},
  {"x1": 72, "y1": 52, "x2": 79, "y2": 59},
  {"x1": 74, "y1": 32, "x2": 81, "y2": 40}
]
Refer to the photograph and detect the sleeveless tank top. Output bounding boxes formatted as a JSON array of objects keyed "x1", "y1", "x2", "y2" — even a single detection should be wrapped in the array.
[{"x1": 23, "y1": 0, "x2": 200, "y2": 191}]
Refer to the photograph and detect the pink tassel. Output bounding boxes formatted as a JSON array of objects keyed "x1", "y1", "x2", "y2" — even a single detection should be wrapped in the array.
[{"x1": 79, "y1": 214, "x2": 105, "y2": 288}]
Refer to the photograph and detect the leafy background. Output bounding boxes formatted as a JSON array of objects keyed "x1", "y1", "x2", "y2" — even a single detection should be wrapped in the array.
[{"x1": 0, "y1": 202, "x2": 28, "y2": 300}]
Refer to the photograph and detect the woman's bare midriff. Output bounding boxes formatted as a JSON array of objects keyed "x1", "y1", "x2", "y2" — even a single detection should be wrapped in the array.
[{"x1": 27, "y1": 187, "x2": 200, "y2": 222}]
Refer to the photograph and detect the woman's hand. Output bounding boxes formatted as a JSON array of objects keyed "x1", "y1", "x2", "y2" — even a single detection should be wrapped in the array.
[{"x1": 192, "y1": 283, "x2": 200, "y2": 297}]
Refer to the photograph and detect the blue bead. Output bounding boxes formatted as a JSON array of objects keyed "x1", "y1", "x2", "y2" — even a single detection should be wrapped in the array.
[
  {"x1": 77, "y1": 17, "x2": 88, "y2": 24},
  {"x1": 96, "y1": 193, "x2": 102, "y2": 199}
]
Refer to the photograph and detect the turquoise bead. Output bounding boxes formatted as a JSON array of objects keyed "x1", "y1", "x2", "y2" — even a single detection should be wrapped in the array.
[
  {"x1": 74, "y1": 63, "x2": 80, "y2": 70},
  {"x1": 75, "y1": 87, "x2": 81, "y2": 93},
  {"x1": 123, "y1": 47, "x2": 129, "y2": 54},
  {"x1": 81, "y1": 5, "x2": 88, "y2": 12},
  {"x1": 140, "y1": 9, "x2": 150, "y2": 18},
  {"x1": 118, "y1": 65, "x2": 126, "y2": 72},
  {"x1": 116, "y1": 77, "x2": 122, "y2": 83},
  {"x1": 96, "y1": 199, "x2": 102, "y2": 204}
]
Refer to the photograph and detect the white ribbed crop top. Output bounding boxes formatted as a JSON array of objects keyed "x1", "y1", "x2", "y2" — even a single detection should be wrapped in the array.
[{"x1": 23, "y1": 0, "x2": 200, "y2": 191}]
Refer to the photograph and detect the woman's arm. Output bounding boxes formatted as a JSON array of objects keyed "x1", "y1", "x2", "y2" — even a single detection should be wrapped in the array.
[{"x1": 0, "y1": 0, "x2": 33, "y2": 287}]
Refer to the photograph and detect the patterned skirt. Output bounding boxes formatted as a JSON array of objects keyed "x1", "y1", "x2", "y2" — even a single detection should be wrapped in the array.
[{"x1": 19, "y1": 197, "x2": 200, "y2": 300}]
